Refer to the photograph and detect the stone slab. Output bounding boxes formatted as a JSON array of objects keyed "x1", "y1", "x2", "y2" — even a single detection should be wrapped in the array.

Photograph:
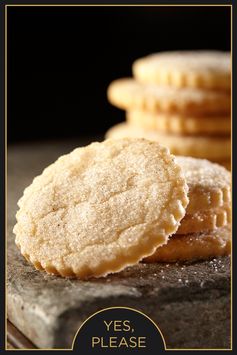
[{"x1": 7, "y1": 140, "x2": 231, "y2": 349}]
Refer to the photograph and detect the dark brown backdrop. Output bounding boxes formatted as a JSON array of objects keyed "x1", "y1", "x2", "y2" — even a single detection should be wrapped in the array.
[{"x1": 7, "y1": 6, "x2": 231, "y2": 143}]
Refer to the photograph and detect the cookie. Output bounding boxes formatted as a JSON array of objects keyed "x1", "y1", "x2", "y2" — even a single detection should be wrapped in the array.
[
  {"x1": 13, "y1": 138, "x2": 189, "y2": 279},
  {"x1": 177, "y1": 206, "x2": 231, "y2": 234},
  {"x1": 176, "y1": 157, "x2": 231, "y2": 215},
  {"x1": 133, "y1": 51, "x2": 230, "y2": 91},
  {"x1": 144, "y1": 225, "x2": 231, "y2": 263},
  {"x1": 107, "y1": 78, "x2": 230, "y2": 115},
  {"x1": 105, "y1": 123, "x2": 231, "y2": 160},
  {"x1": 127, "y1": 110, "x2": 230, "y2": 135}
]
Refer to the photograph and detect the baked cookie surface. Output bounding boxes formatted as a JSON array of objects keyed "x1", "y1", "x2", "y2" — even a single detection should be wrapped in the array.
[
  {"x1": 133, "y1": 51, "x2": 230, "y2": 91},
  {"x1": 14, "y1": 138, "x2": 188, "y2": 279}
]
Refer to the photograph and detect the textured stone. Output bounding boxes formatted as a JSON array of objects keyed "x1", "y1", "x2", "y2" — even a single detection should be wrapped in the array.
[{"x1": 7, "y1": 140, "x2": 231, "y2": 349}]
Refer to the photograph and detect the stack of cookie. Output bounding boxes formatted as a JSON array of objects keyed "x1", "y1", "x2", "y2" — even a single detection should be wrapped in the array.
[
  {"x1": 106, "y1": 51, "x2": 231, "y2": 169},
  {"x1": 145, "y1": 156, "x2": 231, "y2": 263},
  {"x1": 14, "y1": 138, "x2": 231, "y2": 278}
]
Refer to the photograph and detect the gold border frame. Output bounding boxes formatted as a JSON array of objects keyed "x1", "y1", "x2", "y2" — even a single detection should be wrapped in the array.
[{"x1": 5, "y1": 3, "x2": 232, "y2": 352}]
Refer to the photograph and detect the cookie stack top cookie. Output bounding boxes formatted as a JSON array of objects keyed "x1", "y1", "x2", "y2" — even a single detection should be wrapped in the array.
[
  {"x1": 132, "y1": 51, "x2": 230, "y2": 91},
  {"x1": 106, "y1": 50, "x2": 231, "y2": 168}
]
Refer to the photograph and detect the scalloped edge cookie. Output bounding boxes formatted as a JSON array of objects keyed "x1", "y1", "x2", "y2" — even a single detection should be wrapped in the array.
[
  {"x1": 127, "y1": 110, "x2": 230, "y2": 135},
  {"x1": 144, "y1": 225, "x2": 231, "y2": 263},
  {"x1": 107, "y1": 78, "x2": 230, "y2": 115},
  {"x1": 176, "y1": 157, "x2": 231, "y2": 214},
  {"x1": 133, "y1": 51, "x2": 230, "y2": 91},
  {"x1": 14, "y1": 138, "x2": 189, "y2": 279},
  {"x1": 177, "y1": 206, "x2": 231, "y2": 234}
]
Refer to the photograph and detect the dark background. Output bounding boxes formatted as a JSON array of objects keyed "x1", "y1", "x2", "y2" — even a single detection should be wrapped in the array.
[{"x1": 7, "y1": 6, "x2": 231, "y2": 143}]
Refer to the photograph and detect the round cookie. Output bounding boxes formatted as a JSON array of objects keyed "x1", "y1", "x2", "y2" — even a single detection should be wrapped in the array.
[
  {"x1": 127, "y1": 110, "x2": 231, "y2": 135},
  {"x1": 132, "y1": 51, "x2": 230, "y2": 91},
  {"x1": 107, "y1": 79, "x2": 230, "y2": 115},
  {"x1": 176, "y1": 157, "x2": 231, "y2": 215},
  {"x1": 176, "y1": 206, "x2": 231, "y2": 234},
  {"x1": 14, "y1": 138, "x2": 189, "y2": 279},
  {"x1": 105, "y1": 123, "x2": 231, "y2": 160},
  {"x1": 144, "y1": 225, "x2": 231, "y2": 263}
]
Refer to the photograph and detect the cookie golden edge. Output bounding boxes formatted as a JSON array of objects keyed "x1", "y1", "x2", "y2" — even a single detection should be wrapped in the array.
[
  {"x1": 143, "y1": 225, "x2": 231, "y2": 263},
  {"x1": 176, "y1": 206, "x2": 231, "y2": 234},
  {"x1": 14, "y1": 138, "x2": 189, "y2": 279},
  {"x1": 127, "y1": 110, "x2": 231, "y2": 135},
  {"x1": 175, "y1": 157, "x2": 231, "y2": 214},
  {"x1": 133, "y1": 67, "x2": 230, "y2": 91},
  {"x1": 107, "y1": 78, "x2": 230, "y2": 115},
  {"x1": 186, "y1": 186, "x2": 231, "y2": 214}
]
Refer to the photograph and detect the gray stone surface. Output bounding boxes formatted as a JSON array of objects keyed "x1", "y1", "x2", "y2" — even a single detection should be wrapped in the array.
[{"x1": 7, "y1": 140, "x2": 231, "y2": 349}]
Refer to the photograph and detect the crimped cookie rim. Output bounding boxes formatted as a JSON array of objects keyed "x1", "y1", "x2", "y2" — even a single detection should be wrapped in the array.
[
  {"x1": 127, "y1": 110, "x2": 231, "y2": 135},
  {"x1": 132, "y1": 51, "x2": 230, "y2": 90},
  {"x1": 177, "y1": 206, "x2": 231, "y2": 234},
  {"x1": 107, "y1": 78, "x2": 230, "y2": 115},
  {"x1": 143, "y1": 225, "x2": 231, "y2": 263}
]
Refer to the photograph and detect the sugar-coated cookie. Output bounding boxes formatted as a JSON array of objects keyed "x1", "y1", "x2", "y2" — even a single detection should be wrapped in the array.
[
  {"x1": 133, "y1": 51, "x2": 230, "y2": 91},
  {"x1": 107, "y1": 79, "x2": 230, "y2": 115},
  {"x1": 127, "y1": 110, "x2": 230, "y2": 135},
  {"x1": 176, "y1": 157, "x2": 231, "y2": 215},
  {"x1": 14, "y1": 138, "x2": 189, "y2": 279},
  {"x1": 144, "y1": 225, "x2": 231, "y2": 263},
  {"x1": 177, "y1": 206, "x2": 231, "y2": 234}
]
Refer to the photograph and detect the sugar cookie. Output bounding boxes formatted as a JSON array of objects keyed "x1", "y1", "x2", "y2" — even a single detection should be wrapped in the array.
[
  {"x1": 105, "y1": 123, "x2": 231, "y2": 160},
  {"x1": 14, "y1": 138, "x2": 189, "y2": 279},
  {"x1": 176, "y1": 157, "x2": 231, "y2": 215},
  {"x1": 127, "y1": 110, "x2": 230, "y2": 135},
  {"x1": 133, "y1": 51, "x2": 230, "y2": 91},
  {"x1": 144, "y1": 226, "x2": 231, "y2": 263},
  {"x1": 107, "y1": 79, "x2": 230, "y2": 115},
  {"x1": 177, "y1": 206, "x2": 231, "y2": 234}
]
